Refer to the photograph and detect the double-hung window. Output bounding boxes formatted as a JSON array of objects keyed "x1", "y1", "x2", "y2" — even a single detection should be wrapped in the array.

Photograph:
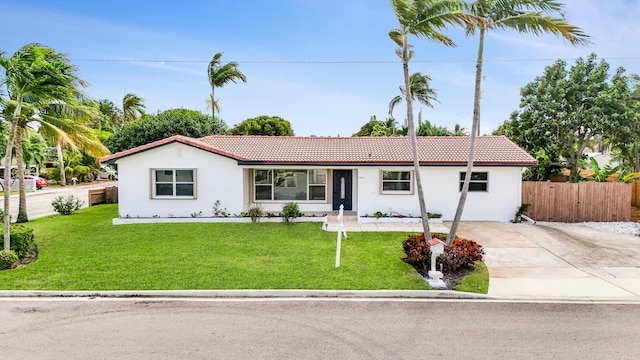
[
  {"x1": 460, "y1": 172, "x2": 488, "y2": 192},
  {"x1": 153, "y1": 169, "x2": 196, "y2": 198},
  {"x1": 254, "y1": 169, "x2": 326, "y2": 201},
  {"x1": 381, "y1": 171, "x2": 412, "y2": 194}
]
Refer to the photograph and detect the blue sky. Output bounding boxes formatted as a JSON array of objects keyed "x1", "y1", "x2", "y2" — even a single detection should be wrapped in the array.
[{"x1": 2, "y1": 0, "x2": 639, "y2": 136}]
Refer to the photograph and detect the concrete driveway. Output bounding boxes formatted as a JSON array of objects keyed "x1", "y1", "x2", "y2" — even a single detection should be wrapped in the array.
[{"x1": 455, "y1": 222, "x2": 640, "y2": 301}]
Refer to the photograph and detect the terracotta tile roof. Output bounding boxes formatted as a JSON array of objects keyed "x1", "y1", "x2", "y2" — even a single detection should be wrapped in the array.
[{"x1": 102, "y1": 135, "x2": 537, "y2": 166}]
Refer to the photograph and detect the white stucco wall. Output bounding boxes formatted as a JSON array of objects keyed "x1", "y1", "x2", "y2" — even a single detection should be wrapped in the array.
[
  {"x1": 356, "y1": 166, "x2": 523, "y2": 222},
  {"x1": 115, "y1": 143, "x2": 244, "y2": 218}
]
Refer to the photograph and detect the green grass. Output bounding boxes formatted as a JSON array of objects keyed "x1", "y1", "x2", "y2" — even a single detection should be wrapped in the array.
[
  {"x1": 0, "y1": 204, "x2": 432, "y2": 290},
  {"x1": 455, "y1": 261, "x2": 489, "y2": 294}
]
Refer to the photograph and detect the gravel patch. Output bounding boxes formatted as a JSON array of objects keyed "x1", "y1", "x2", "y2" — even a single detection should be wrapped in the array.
[{"x1": 538, "y1": 221, "x2": 640, "y2": 236}]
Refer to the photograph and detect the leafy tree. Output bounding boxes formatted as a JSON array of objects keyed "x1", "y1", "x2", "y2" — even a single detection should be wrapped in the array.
[
  {"x1": 107, "y1": 108, "x2": 226, "y2": 153},
  {"x1": 122, "y1": 93, "x2": 145, "y2": 123},
  {"x1": 610, "y1": 75, "x2": 640, "y2": 171},
  {"x1": 388, "y1": 72, "x2": 438, "y2": 120},
  {"x1": 207, "y1": 52, "x2": 247, "y2": 121},
  {"x1": 229, "y1": 115, "x2": 294, "y2": 136},
  {"x1": 447, "y1": 0, "x2": 590, "y2": 245},
  {"x1": 370, "y1": 123, "x2": 391, "y2": 137},
  {"x1": 416, "y1": 120, "x2": 450, "y2": 136},
  {"x1": 389, "y1": 0, "x2": 468, "y2": 240},
  {"x1": 499, "y1": 54, "x2": 633, "y2": 182},
  {"x1": 0, "y1": 43, "x2": 89, "y2": 232},
  {"x1": 352, "y1": 116, "x2": 386, "y2": 137},
  {"x1": 95, "y1": 99, "x2": 122, "y2": 131}
]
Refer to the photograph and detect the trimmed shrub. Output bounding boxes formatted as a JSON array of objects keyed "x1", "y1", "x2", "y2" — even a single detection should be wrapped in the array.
[
  {"x1": 0, "y1": 250, "x2": 18, "y2": 270},
  {"x1": 8, "y1": 225, "x2": 36, "y2": 259},
  {"x1": 52, "y1": 195, "x2": 84, "y2": 215},
  {"x1": 281, "y1": 202, "x2": 302, "y2": 224},
  {"x1": 402, "y1": 233, "x2": 484, "y2": 275}
]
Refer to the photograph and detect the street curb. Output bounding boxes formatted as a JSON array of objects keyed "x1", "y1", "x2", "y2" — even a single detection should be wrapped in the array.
[{"x1": 0, "y1": 289, "x2": 491, "y2": 300}]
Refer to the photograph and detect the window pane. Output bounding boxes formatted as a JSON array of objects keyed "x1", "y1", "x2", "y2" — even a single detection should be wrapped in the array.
[
  {"x1": 309, "y1": 185, "x2": 325, "y2": 200},
  {"x1": 383, "y1": 182, "x2": 410, "y2": 191},
  {"x1": 469, "y1": 182, "x2": 487, "y2": 191},
  {"x1": 274, "y1": 187, "x2": 297, "y2": 200},
  {"x1": 383, "y1": 171, "x2": 399, "y2": 180},
  {"x1": 156, "y1": 170, "x2": 173, "y2": 182},
  {"x1": 255, "y1": 185, "x2": 272, "y2": 200},
  {"x1": 176, "y1": 184, "x2": 194, "y2": 196},
  {"x1": 400, "y1": 172, "x2": 411, "y2": 180},
  {"x1": 255, "y1": 170, "x2": 271, "y2": 184},
  {"x1": 176, "y1": 170, "x2": 193, "y2": 182},
  {"x1": 309, "y1": 169, "x2": 327, "y2": 184},
  {"x1": 156, "y1": 183, "x2": 174, "y2": 196},
  {"x1": 471, "y1": 172, "x2": 488, "y2": 181}
]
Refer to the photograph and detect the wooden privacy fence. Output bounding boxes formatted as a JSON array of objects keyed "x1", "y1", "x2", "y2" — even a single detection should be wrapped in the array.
[
  {"x1": 88, "y1": 186, "x2": 118, "y2": 206},
  {"x1": 522, "y1": 181, "x2": 630, "y2": 222},
  {"x1": 631, "y1": 179, "x2": 640, "y2": 207}
]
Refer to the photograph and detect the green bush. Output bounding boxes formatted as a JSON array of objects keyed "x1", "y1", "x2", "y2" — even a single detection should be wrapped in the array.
[
  {"x1": 281, "y1": 202, "x2": 302, "y2": 224},
  {"x1": 52, "y1": 195, "x2": 84, "y2": 215},
  {"x1": 6, "y1": 225, "x2": 36, "y2": 259},
  {"x1": 0, "y1": 249, "x2": 18, "y2": 270}
]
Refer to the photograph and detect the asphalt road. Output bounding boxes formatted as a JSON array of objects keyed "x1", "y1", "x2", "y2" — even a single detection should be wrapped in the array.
[
  {"x1": 1, "y1": 299, "x2": 639, "y2": 359},
  {"x1": 0, "y1": 181, "x2": 116, "y2": 220}
]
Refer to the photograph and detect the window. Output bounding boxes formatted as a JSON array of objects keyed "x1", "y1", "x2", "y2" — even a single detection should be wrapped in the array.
[
  {"x1": 381, "y1": 171, "x2": 412, "y2": 193},
  {"x1": 254, "y1": 169, "x2": 326, "y2": 201},
  {"x1": 153, "y1": 169, "x2": 196, "y2": 198},
  {"x1": 460, "y1": 172, "x2": 488, "y2": 192}
]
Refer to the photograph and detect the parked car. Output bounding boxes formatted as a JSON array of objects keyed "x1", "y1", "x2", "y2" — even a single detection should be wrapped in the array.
[
  {"x1": 98, "y1": 166, "x2": 117, "y2": 181},
  {"x1": 25, "y1": 175, "x2": 48, "y2": 190}
]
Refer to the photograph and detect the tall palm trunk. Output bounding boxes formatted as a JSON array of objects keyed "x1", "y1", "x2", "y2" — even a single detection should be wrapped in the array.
[
  {"x1": 447, "y1": 28, "x2": 484, "y2": 245},
  {"x1": 56, "y1": 143, "x2": 66, "y2": 186},
  {"x1": 15, "y1": 129, "x2": 28, "y2": 223},
  {"x1": 3, "y1": 115, "x2": 19, "y2": 250},
  {"x1": 402, "y1": 36, "x2": 431, "y2": 240}
]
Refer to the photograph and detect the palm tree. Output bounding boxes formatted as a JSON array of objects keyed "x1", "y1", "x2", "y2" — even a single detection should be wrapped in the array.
[
  {"x1": 390, "y1": 0, "x2": 469, "y2": 240},
  {"x1": 446, "y1": 0, "x2": 590, "y2": 244},
  {"x1": 388, "y1": 72, "x2": 439, "y2": 125},
  {"x1": 37, "y1": 103, "x2": 109, "y2": 189},
  {"x1": 207, "y1": 52, "x2": 247, "y2": 121},
  {"x1": 0, "y1": 43, "x2": 86, "y2": 245},
  {"x1": 122, "y1": 93, "x2": 145, "y2": 123}
]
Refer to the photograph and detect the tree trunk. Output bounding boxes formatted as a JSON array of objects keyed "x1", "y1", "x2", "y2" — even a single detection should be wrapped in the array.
[
  {"x1": 447, "y1": 28, "x2": 484, "y2": 245},
  {"x1": 402, "y1": 35, "x2": 431, "y2": 240},
  {"x1": 57, "y1": 143, "x2": 66, "y2": 186},
  {"x1": 16, "y1": 128, "x2": 28, "y2": 223},
  {"x1": 3, "y1": 119, "x2": 18, "y2": 250}
]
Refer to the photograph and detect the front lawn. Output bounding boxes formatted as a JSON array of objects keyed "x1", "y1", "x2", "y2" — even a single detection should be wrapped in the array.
[{"x1": 0, "y1": 204, "x2": 430, "y2": 290}]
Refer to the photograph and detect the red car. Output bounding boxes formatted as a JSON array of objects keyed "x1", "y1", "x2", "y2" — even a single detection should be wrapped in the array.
[{"x1": 25, "y1": 175, "x2": 48, "y2": 190}]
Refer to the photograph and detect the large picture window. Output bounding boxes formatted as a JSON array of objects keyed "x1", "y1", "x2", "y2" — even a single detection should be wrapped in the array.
[
  {"x1": 254, "y1": 169, "x2": 326, "y2": 201},
  {"x1": 153, "y1": 169, "x2": 196, "y2": 198},
  {"x1": 460, "y1": 172, "x2": 488, "y2": 192},
  {"x1": 381, "y1": 171, "x2": 412, "y2": 194}
]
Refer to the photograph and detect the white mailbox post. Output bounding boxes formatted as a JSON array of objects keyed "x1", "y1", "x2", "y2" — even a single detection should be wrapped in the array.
[{"x1": 427, "y1": 238, "x2": 447, "y2": 289}]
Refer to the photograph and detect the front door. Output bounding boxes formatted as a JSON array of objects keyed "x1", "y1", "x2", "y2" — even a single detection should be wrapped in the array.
[{"x1": 332, "y1": 170, "x2": 352, "y2": 211}]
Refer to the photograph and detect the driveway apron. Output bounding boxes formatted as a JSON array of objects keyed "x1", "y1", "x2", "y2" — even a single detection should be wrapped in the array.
[{"x1": 455, "y1": 222, "x2": 640, "y2": 301}]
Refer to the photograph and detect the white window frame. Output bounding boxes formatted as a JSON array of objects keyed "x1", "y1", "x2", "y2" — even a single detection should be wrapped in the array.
[
  {"x1": 151, "y1": 168, "x2": 197, "y2": 199},
  {"x1": 459, "y1": 171, "x2": 488, "y2": 192},
  {"x1": 253, "y1": 169, "x2": 327, "y2": 202},
  {"x1": 380, "y1": 171, "x2": 413, "y2": 194}
]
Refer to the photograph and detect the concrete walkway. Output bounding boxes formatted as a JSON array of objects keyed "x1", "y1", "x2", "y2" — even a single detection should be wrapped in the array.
[{"x1": 323, "y1": 213, "x2": 449, "y2": 233}]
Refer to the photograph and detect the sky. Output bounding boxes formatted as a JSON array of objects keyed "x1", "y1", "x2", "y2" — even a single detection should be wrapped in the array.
[{"x1": 2, "y1": 0, "x2": 640, "y2": 137}]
